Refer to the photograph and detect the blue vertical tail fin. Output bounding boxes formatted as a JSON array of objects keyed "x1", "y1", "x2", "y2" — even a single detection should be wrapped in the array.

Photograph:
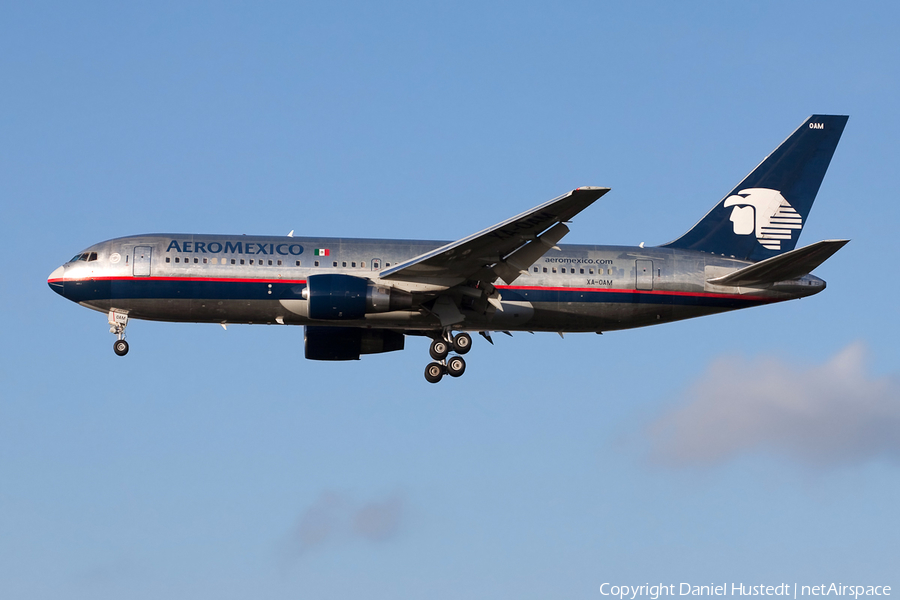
[{"x1": 662, "y1": 115, "x2": 848, "y2": 262}]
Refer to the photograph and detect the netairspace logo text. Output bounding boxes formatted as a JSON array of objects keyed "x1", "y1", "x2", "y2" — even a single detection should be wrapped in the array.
[{"x1": 600, "y1": 584, "x2": 891, "y2": 600}]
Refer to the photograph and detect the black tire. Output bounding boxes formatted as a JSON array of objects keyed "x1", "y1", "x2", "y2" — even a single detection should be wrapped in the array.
[
  {"x1": 424, "y1": 362, "x2": 444, "y2": 383},
  {"x1": 113, "y1": 339, "x2": 129, "y2": 356},
  {"x1": 446, "y1": 355, "x2": 466, "y2": 377},
  {"x1": 452, "y1": 332, "x2": 472, "y2": 355},
  {"x1": 429, "y1": 339, "x2": 450, "y2": 360}
]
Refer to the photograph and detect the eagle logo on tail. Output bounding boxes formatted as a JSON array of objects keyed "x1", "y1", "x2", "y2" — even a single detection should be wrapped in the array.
[{"x1": 723, "y1": 188, "x2": 802, "y2": 250}]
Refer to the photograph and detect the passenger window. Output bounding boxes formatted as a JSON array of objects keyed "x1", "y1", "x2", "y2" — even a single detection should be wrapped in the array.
[
  {"x1": 385, "y1": 262, "x2": 390, "y2": 267},
  {"x1": 249, "y1": 259, "x2": 254, "y2": 265},
  {"x1": 580, "y1": 268, "x2": 584, "y2": 274},
  {"x1": 295, "y1": 261, "x2": 300, "y2": 266},
  {"x1": 552, "y1": 268, "x2": 557, "y2": 273},
  {"x1": 175, "y1": 257, "x2": 180, "y2": 263},
  {"x1": 342, "y1": 262, "x2": 347, "y2": 267},
  {"x1": 314, "y1": 261, "x2": 319, "y2": 267},
  {"x1": 231, "y1": 259, "x2": 235, "y2": 265},
  {"x1": 608, "y1": 268, "x2": 612, "y2": 275},
  {"x1": 277, "y1": 260, "x2": 282, "y2": 266},
  {"x1": 333, "y1": 261, "x2": 337, "y2": 267},
  {"x1": 533, "y1": 267, "x2": 538, "y2": 272},
  {"x1": 561, "y1": 268, "x2": 566, "y2": 273},
  {"x1": 240, "y1": 259, "x2": 245, "y2": 265},
  {"x1": 268, "y1": 260, "x2": 273, "y2": 266},
  {"x1": 361, "y1": 261, "x2": 365, "y2": 268},
  {"x1": 166, "y1": 257, "x2": 171, "y2": 263},
  {"x1": 203, "y1": 258, "x2": 208, "y2": 264},
  {"x1": 194, "y1": 258, "x2": 198, "y2": 264},
  {"x1": 351, "y1": 262, "x2": 356, "y2": 268},
  {"x1": 543, "y1": 267, "x2": 547, "y2": 273},
  {"x1": 589, "y1": 268, "x2": 594, "y2": 274}
]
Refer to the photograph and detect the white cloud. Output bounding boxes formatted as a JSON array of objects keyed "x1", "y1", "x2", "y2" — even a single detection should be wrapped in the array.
[
  {"x1": 286, "y1": 490, "x2": 405, "y2": 558},
  {"x1": 646, "y1": 342, "x2": 900, "y2": 467}
]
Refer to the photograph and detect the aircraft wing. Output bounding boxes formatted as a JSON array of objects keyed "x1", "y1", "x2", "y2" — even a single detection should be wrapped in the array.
[{"x1": 380, "y1": 187, "x2": 610, "y2": 286}]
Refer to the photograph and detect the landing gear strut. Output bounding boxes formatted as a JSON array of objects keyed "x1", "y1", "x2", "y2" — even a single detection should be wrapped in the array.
[
  {"x1": 424, "y1": 331, "x2": 471, "y2": 383},
  {"x1": 109, "y1": 310, "x2": 129, "y2": 356}
]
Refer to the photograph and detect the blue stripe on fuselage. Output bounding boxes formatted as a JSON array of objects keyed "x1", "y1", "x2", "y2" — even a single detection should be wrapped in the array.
[
  {"x1": 60, "y1": 276, "x2": 770, "y2": 310},
  {"x1": 62, "y1": 277, "x2": 306, "y2": 303},
  {"x1": 499, "y1": 287, "x2": 772, "y2": 309}
]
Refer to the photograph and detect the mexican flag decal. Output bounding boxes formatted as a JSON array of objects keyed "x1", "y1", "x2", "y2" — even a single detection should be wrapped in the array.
[{"x1": 314, "y1": 248, "x2": 330, "y2": 256}]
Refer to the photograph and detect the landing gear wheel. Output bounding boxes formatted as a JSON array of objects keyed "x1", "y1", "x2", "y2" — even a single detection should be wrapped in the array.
[
  {"x1": 429, "y1": 339, "x2": 450, "y2": 360},
  {"x1": 452, "y1": 332, "x2": 472, "y2": 355},
  {"x1": 424, "y1": 362, "x2": 444, "y2": 383},
  {"x1": 113, "y1": 339, "x2": 129, "y2": 356},
  {"x1": 446, "y1": 355, "x2": 466, "y2": 378}
]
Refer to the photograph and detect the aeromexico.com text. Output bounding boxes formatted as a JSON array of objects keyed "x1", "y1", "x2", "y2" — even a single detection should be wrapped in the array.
[{"x1": 600, "y1": 584, "x2": 891, "y2": 600}]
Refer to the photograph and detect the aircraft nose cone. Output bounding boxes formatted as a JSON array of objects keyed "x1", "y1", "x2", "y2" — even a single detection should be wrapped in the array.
[{"x1": 48, "y1": 265, "x2": 65, "y2": 296}]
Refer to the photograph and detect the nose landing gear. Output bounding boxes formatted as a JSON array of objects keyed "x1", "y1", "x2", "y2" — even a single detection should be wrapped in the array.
[
  {"x1": 109, "y1": 310, "x2": 129, "y2": 356},
  {"x1": 424, "y1": 331, "x2": 472, "y2": 383}
]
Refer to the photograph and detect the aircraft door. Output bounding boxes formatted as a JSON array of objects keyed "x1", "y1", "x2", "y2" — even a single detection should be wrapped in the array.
[
  {"x1": 133, "y1": 246, "x2": 152, "y2": 277},
  {"x1": 371, "y1": 258, "x2": 382, "y2": 271},
  {"x1": 636, "y1": 260, "x2": 653, "y2": 290}
]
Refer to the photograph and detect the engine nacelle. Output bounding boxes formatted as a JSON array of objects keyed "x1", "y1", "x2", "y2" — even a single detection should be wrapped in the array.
[
  {"x1": 304, "y1": 326, "x2": 405, "y2": 361},
  {"x1": 304, "y1": 274, "x2": 412, "y2": 320}
]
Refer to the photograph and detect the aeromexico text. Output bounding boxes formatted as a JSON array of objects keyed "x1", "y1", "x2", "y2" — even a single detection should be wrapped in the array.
[
  {"x1": 166, "y1": 240, "x2": 303, "y2": 256},
  {"x1": 601, "y1": 583, "x2": 890, "y2": 600}
]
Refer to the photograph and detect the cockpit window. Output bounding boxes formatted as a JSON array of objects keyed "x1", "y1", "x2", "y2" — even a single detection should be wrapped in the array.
[
  {"x1": 88, "y1": 252, "x2": 98, "y2": 261},
  {"x1": 69, "y1": 253, "x2": 89, "y2": 263}
]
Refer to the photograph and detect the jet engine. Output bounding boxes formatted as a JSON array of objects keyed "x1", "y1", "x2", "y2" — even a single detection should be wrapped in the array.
[
  {"x1": 303, "y1": 274, "x2": 412, "y2": 320},
  {"x1": 304, "y1": 326, "x2": 405, "y2": 361}
]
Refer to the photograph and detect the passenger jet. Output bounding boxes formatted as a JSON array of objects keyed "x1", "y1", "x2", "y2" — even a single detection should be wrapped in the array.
[{"x1": 49, "y1": 115, "x2": 848, "y2": 382}]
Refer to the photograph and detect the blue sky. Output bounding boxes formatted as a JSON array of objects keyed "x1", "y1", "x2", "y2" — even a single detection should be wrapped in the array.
[{"x1": 2, "y1": 2, "x2": 899, "y2": 598}]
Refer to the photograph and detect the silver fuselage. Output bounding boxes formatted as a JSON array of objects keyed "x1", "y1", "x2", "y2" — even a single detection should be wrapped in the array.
[{"x1": 48, "y1": 233, "x2": 825, "y2": 334}]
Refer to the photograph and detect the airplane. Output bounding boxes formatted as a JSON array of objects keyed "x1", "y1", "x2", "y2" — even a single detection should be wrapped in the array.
[{"x1": 48, "y1": 115, "x2": 848, "y2": 383}]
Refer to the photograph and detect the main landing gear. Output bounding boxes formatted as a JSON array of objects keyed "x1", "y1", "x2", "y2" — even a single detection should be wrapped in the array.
[
  {"x1": 109, "y1": 310, "x2": 129, "y2": 356},
  {"x1": 424, "y1": 331, "x2": 471, "y2": 383}
]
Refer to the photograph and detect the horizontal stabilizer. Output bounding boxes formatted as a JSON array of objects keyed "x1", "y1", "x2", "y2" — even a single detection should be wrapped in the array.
[{"x1": 707, "y1": 239, "x2": 849, "y2": 287}]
